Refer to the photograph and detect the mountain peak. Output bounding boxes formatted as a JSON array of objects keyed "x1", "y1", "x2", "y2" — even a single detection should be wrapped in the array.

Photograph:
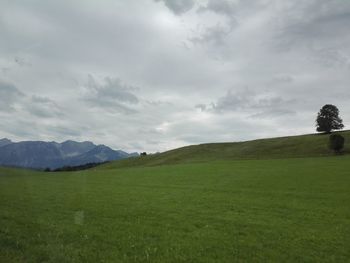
[
  {"x1": 0, "y1": 139, "x2": 135, "y2": 169},
  {"x1": 95, "y1": 144, "x2": 111, "y2": 149},
  {"x1": 62, "y1": 140, "x2": 94, "y2": 145},
  {"x1": 0, "y1": 138, "x2": 12, "y2": 147}
]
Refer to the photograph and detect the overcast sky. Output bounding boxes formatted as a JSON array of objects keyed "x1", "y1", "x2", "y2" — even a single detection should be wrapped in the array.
[{"x1": 0, "y1": 0, "x2": 349, "y2": 152}]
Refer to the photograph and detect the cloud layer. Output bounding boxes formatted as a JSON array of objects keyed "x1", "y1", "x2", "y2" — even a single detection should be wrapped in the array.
[{"x1": 0, "y1": 0, "x2": 349, "y2": 152}]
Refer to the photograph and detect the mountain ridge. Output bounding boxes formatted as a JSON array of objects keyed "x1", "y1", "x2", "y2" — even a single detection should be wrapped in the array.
[
  {"x1": 0, "y1": 139, "x2": 138, "y2": 169},
  {"x1": 0, "y1": 138, "x2": 12, "y2": 147}
]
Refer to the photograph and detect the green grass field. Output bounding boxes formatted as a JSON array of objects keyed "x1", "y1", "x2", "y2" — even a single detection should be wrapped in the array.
[{"x1": 1, "y1": 133, "x2": 350, "y2": 262}]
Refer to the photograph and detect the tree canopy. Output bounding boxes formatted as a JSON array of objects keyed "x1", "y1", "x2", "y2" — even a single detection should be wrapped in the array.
[{"x1": 316, "y1": 104, "x2": 344, "y2": 133}]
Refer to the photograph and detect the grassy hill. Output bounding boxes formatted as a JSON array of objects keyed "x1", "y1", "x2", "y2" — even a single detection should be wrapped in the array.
[
  {"x1": 104, "y1": 130, "x2": 350, "y2": 169},
  {"x1": 1, "y1": 131, "x2": 350, "y2": 262}
]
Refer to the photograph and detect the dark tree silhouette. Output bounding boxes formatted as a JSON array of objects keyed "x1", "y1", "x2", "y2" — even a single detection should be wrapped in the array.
[
  {"x1": 329, "y1": 134, "x2": 345, "y2": 154},
  {"x1": 316, "y1": 104, "x2": 344, "y2": 133}
]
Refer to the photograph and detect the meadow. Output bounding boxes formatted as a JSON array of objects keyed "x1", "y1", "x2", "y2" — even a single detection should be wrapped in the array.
[{"x1": 1, "y1": 132, "x2": 350, "y2": 262}]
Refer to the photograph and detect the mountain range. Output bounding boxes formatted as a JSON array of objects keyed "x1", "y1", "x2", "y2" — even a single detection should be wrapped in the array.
[{"x1": 0, "y1": 139, "x2": 138, "y2": 169}]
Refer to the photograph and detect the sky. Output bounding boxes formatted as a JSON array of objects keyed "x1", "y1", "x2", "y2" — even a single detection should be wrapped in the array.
[{"x1": 0, "y1": 0, "x2": 349, "y2": 153}]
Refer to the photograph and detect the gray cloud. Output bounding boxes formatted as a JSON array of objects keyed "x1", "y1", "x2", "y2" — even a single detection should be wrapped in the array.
[
  {"x1": 14, "y1": 56, "x2": 32, "y2": 67},
  {"x1": 45, "y1": 125, "x2": 82, "y2": 137},
  {"x1": 0, "y1": 0, "x2": 349, "y2": 152},
  {"x1": 27, "y1": 95, "x2": 64, "y2": 118},
  {"x1": 271, "y1": 75, "x2": 294, "y2": 84},
  {"x1": 189, "y1": 0, "x2": 239, "y2": 47},
  {"x1": 197, "y1": 0, "x2": 239, "y2": 27},
  {"x1": 155, "y1": 0, "x2": 195, "y2": 15},
  {"x1": 195, "y1": 104, "x2": 207, "y2": 111},
  {"x1": 250, "y1": 109, "x2": 296, "y2": 119},
  {"x1": 211, "y1": 89, "x2": 254, "y2": 112},
  {"x1": 0, "y1": 80, "x2": 24, "y2": 112},
  {"x1": 202, "y1": 89, "x2": 297, "y2": 118},
  {"x1": 310, "y1": 48, "x2": 350, "y2": 69},
  {"x1": 83, "y1": 75, "x2": 139, "y2": 114},
  {"x1": 198, "y1": 0, "x2": 237, "y2": 17},
  {"x1": 272, "y1": 1, "x2": 350, "y2": 52},
  {"x1": 190, "y1": 23, "x2": 233, "y2": 46},
  {"x1": 0, "y1": 80, "x2": 64, "y2": 118}
]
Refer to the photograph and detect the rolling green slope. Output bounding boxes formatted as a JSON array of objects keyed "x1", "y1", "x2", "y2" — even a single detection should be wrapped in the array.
[
  {"x1": 104, "y1": 131, "x2": 350, "y2": 169},
  {"x1": 1, "y1": 132, "x2": 350, "y2": 262},
  {"x1": 1, "y1": 157, "x2": 350, "y2": 262}
]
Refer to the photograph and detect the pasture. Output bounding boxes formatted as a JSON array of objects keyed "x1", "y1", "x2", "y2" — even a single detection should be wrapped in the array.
[{"x1": 1, "y1": 156, "x2": 350, "y2": 262}]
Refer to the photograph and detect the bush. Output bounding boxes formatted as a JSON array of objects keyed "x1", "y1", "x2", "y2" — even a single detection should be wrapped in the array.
[{"x1": 329, "y1": 134, "x2": 345, "y2": 153}]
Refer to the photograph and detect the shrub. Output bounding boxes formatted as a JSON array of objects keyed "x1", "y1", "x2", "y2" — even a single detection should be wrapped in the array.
[{"x1": 329, "y1": 134, "x2": 345, "y2": 153}]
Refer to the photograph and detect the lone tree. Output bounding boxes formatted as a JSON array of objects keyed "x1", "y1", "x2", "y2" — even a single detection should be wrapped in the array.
[
  {"x1": 329, "y1": 134, "x2": 345, "y2": 154},
  {"x1": 316, "y1": 104, "x2": 344, "y2": 133}
]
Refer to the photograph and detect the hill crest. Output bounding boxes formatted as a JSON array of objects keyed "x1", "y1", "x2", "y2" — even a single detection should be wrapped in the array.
[{"x1": 103, "y1": 130, "x2": 350, "y2": 169}]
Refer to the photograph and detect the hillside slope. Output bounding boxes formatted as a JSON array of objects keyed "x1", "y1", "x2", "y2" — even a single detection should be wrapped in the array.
[{"x1": 104, "y1": 131, "x2": 350, "y2": 169}]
